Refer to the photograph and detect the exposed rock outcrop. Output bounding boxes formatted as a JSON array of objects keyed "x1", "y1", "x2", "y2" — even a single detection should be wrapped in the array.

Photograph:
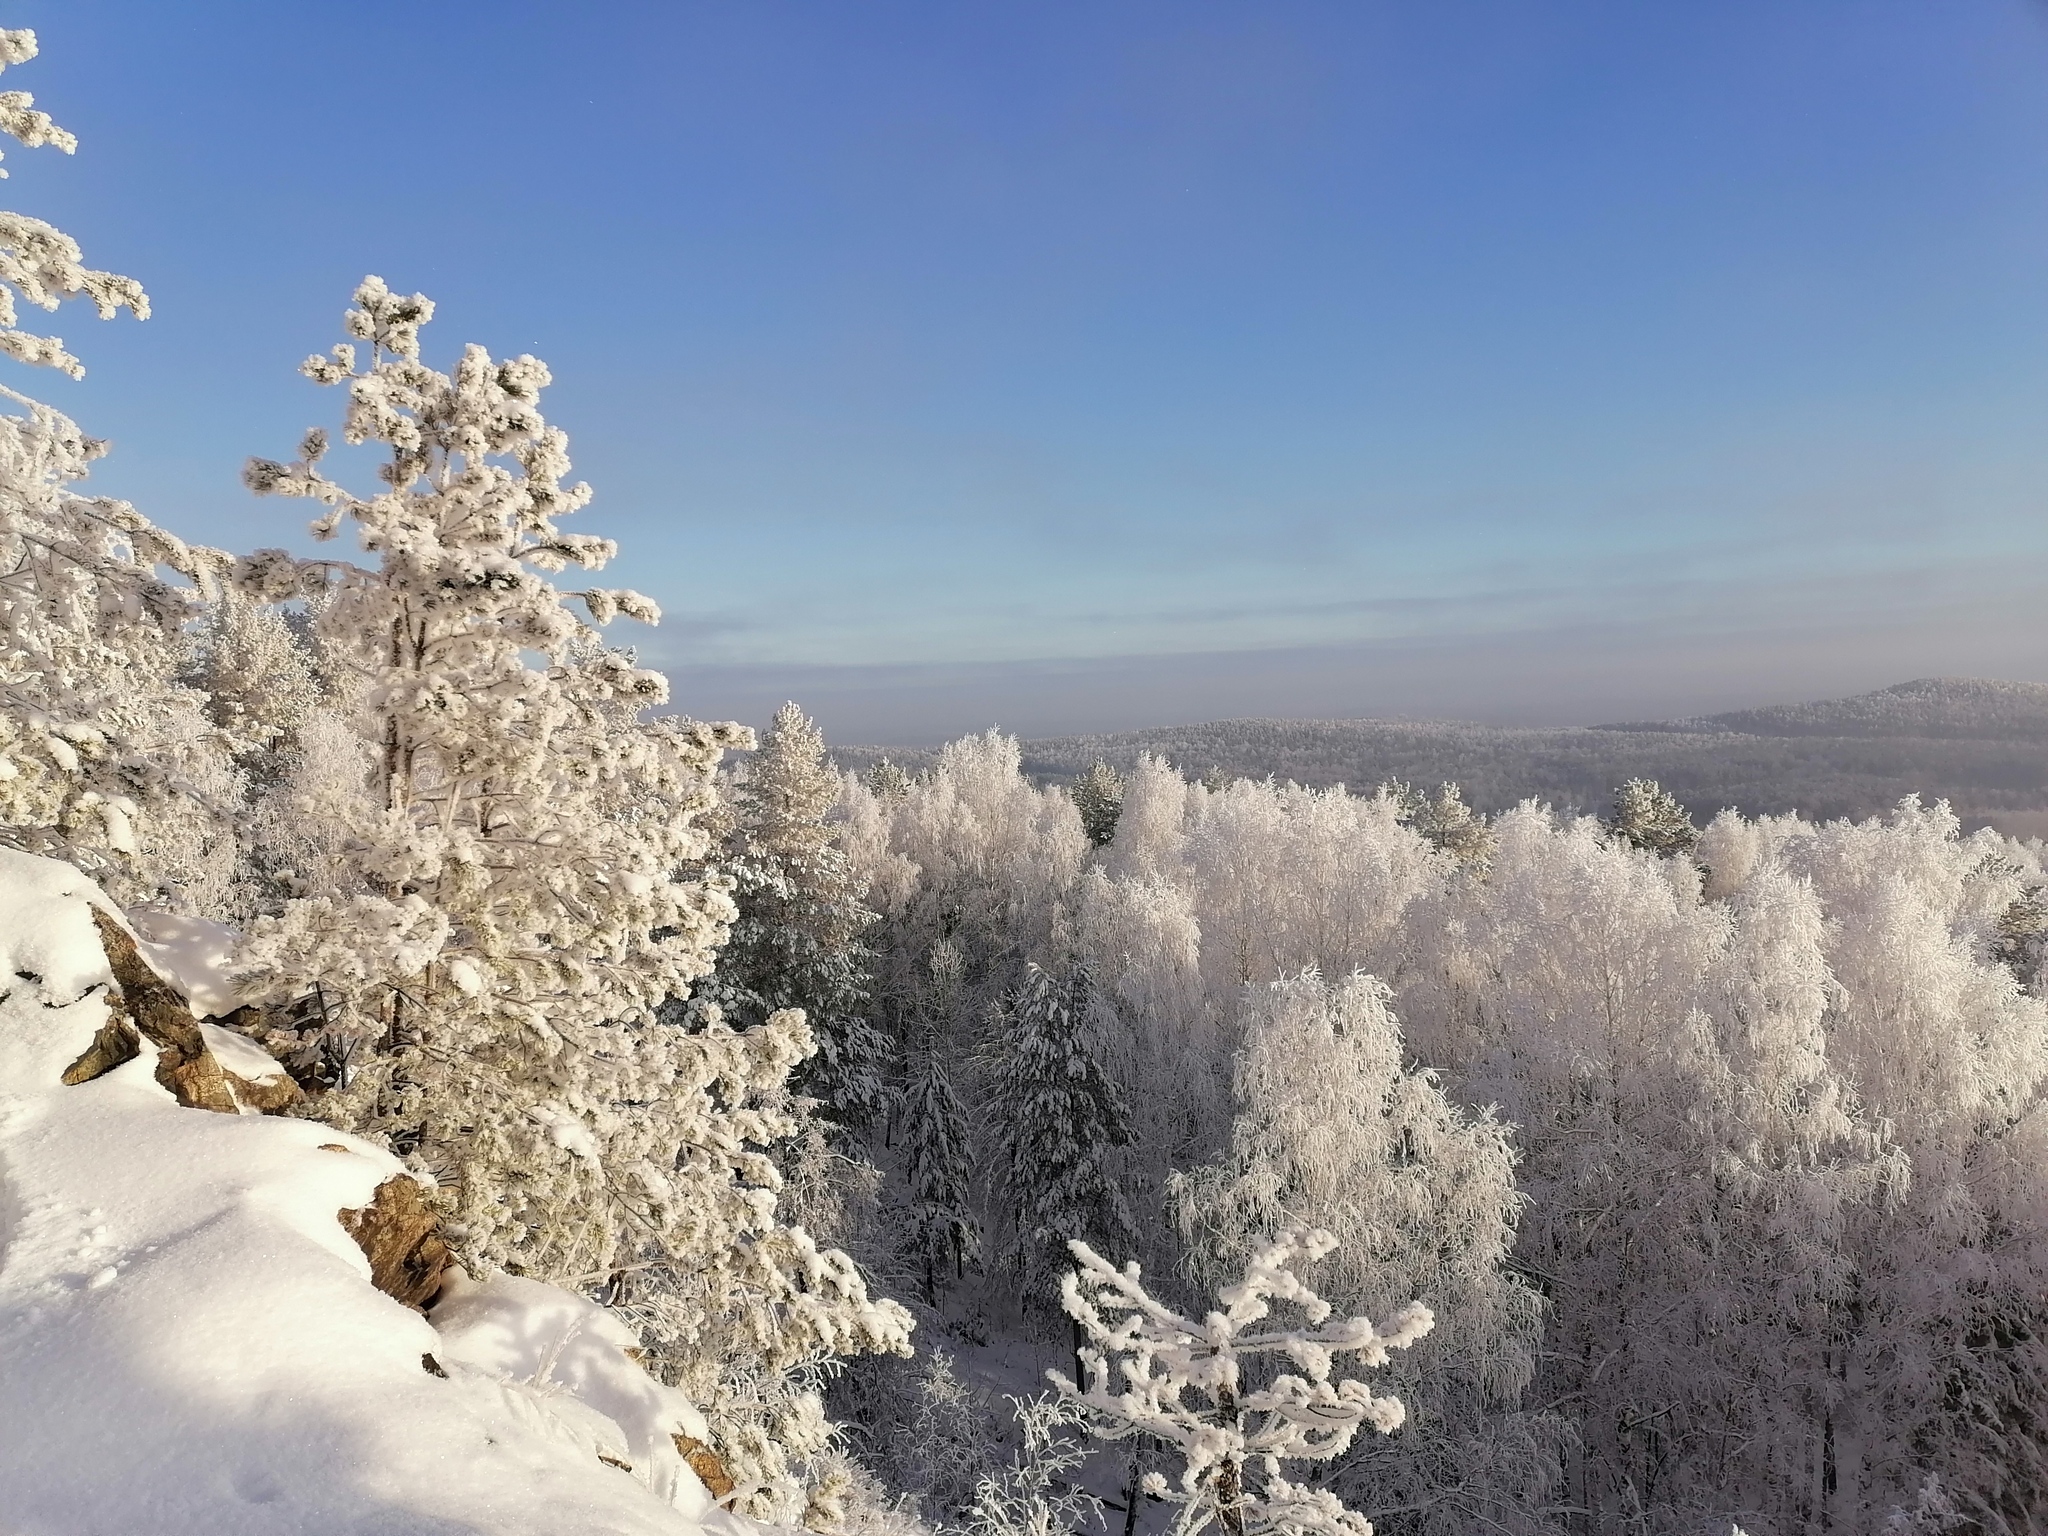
[
  {"x1": 670, "y1": 1435, "x2": 736, "y2": 1502},
  {"x1": 338, "y1": 1170, "x2": 454, "y2": 1310},
  {"x1": 61, "y1": 908, "x2": 300, "y2": 1115}
]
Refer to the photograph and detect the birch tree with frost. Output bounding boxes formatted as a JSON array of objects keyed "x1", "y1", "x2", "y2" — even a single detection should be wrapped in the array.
[{"x1": 1172, "y1": 971, "x2": 1553, "y2": 1534}]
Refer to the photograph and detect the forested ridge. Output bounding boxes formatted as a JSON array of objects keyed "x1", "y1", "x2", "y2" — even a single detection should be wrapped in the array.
[{"x1": 836, "y1": 677, "x2": 2048, "y2": 832}]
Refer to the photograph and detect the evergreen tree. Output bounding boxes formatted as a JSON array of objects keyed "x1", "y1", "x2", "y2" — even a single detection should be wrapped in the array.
[
  {"x1": 1380, "y1": 781, "x2": 1492, "y2": 867},
  {"x1": 695, "y1": 701, "x2": 887, "y2": 1128},
  {"x1": 0, "y1": 29, "x2": 240, "y2": 915},
  {"x1": 901, "y1": 1020, "x2": 978, "y2": 1308},
  {"x1": 865, "y1": 756, "x2": 912, "y2": 800},
  {"x1": 233, "y1": 279, "x2": 911, "y2": 1504},
  {"x1": 1069, "y1": 760, "x2": 1124, "y2": 848},
  {"x1": 992, "y1": 961, "x2": 1134, "y2": 1312},
  {"x1": 1417, "y1": 783, "x2": 1492, "y2": 868},
  {"x1": 1607, "y1": 777, "x2": 1700, "y2": 857}
]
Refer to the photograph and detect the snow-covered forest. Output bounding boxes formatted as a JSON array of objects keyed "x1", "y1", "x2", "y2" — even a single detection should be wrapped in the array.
[
  {"x1": 834, "y1": 675, "x2": 2048, "y2": 835},
  {"x1": 5, "y1": 26, "x2": 2048, "y2": 1536}
]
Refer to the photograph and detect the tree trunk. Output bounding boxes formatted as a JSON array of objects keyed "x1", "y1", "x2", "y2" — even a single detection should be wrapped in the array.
[{"x1": 1214, "y1": 1384, "x2": 1245, "y2": 1536}]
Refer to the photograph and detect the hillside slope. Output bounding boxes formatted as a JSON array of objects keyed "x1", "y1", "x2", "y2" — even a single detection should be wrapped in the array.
[
  {"x1": 1601, "y1": 677, "x2": 2048, "y2": 742},
  {"x1": 834, "y1": 678, "x2": 2048, "y2": 831}
]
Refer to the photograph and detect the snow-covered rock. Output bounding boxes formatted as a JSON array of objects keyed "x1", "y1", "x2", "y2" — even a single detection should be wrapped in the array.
[
  {"x1": 0, "y1": 847, "x2": 718, "y2": 1534},
  {"x1": 127, "y1": 907, "x2": 245, "y2": 1020}
]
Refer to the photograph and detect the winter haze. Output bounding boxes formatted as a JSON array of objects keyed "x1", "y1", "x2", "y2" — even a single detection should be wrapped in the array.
[{"x1": 4, "y1": 0, "x2": 2045, "y2": 741}]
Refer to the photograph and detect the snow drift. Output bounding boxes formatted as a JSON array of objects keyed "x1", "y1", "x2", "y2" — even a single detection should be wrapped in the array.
[{"x1": 0, "y1": 847, "x2": 727, "y2": 1535}]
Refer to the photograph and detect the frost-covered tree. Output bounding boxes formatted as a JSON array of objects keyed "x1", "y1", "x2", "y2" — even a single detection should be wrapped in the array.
[
  {"x1": 1775, "y1": 800, "x2": 2048, "y2": 1530},
  {"x1": 1103, "y1": 754, "x2": 1197, "y2": 885},
  {"x1": 846, "y1": 730, "x2": 1089, "y2": 1054},
  {"x1": 183, "y1": 588, "x2": 320, "y2": 788},
  {"x1": 900, "y1": 1024, "x2": 979, "y2": 1309},
  {"x1": 865, "y1": 756, "x2": 912, "y2": 801},
  {"x1": 1077, "y1": 865, "x2": 1232, "y2": 1262},
  {"x1": 959, "y1": 1395, "x2": 1104, "y2": 1536},
  {"x1": 1183, "y1": 777, "x2": 1439, "y2": 994},
  {"x1": 1607, "y1": 777, "x2": 1699, "y2": 857},
  {"x1": 991, "y1": 961, "x2": 1134, "y2": 1317},
  {"x1": 235, "y1": 275, "x2": 747, "y2": 1267},
  {"x1": 1051, "y1": 1227, "x2": 1434, "y2": 1536},
  {"x1": 233, "y1": 279, "x2": 912, "y2": 1503},
  {"x1": 0, "y1": 28, "x2": 240, "y2": 913},
  {"x1": 890, "y1": 1350, "x2": 1005, "y2": 1523},
  {"x1": 1172, "y1": 972, "x2": 1554, "y2": 1534},
  {"x1": 1071, "y1": 760, "x2": 1125, "y2": 848},
  {"x1": 1398, "y1": 803, "x2": 1915, "y2": 1530},
  {"x1": 697, "y1": 701, "x2": 887, "y2": 1128},
  {"x1": 1392, "y1": 782, "x2": 1492, "y2": 869}
]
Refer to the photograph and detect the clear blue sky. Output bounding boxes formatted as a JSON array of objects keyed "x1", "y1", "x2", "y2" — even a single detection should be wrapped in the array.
[{"x1": 14, "y1": 0, "x2": 2048, "y2": 742}]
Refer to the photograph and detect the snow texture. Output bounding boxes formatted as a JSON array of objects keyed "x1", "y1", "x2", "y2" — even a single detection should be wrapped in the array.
[
  {"x1": 0, "y1": 847, "x2": 721, "y2": 1534},
  {"x1": 126, "y1": 907, "x2": 245, "y2": 1019}
]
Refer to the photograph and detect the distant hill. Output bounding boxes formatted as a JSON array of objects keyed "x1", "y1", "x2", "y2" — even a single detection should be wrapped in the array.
[
  {"x1": 834, "y1": 678, "x2": 2048, "y2": 836},
  {"x1": 1601, "y1": 677, "x2": 2048, "y2": 743}
]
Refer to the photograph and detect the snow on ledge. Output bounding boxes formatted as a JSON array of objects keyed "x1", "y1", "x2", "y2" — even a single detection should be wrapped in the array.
[{"x1": 0, "y1": 848, "x2": 717, "y2": 1535}]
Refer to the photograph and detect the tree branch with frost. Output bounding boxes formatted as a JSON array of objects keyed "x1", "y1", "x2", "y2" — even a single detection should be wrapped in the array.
[
  {"x1": 1048, "y1": 1228, "x2": 1433, "y2": 1536},
  {"x1": 961, "y1": 1394, "x2": 1106, "y2": 1536},
  {"x1": 0, "y1": 32, "x2": 148, "y2": 379}
]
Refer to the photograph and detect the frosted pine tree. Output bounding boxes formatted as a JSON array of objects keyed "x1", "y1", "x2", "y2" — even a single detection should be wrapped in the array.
[
  {"x1": 992, "y1": 961, "x2": 1135, "y2": 1317},
  {"x1": 1050, "y1": 1227, "x2": 1435, "y2": 1536},
  {"x1": 1415, "y1": 783, "x2": 1492, "y2": 868},
  {"x1": 233, "y1": 281, "x2": 911, "y2": 1498},
  {"x1": 235, "y1": 276, "x2": 746, "y2": 1266},
  {"x1": 1070, "y1": 760, "x2": 1125, "y2": 848},
  {"x1": 695, "y1": 701, "x2": 887, "y2": 1128},
  {"x1": 0, "y1": 28, "x2": 241, "y2": 913},
  {"x1": 1607, "y1": 777, "x2": 1699, "y2": 857},
  {"x1": 865, "y1": 756, "x2": 913, "y2": 800}
]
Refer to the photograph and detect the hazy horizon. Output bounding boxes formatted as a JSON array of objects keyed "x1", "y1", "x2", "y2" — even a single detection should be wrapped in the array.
[{"x1": 11, "y1": 1, "x2": 2048, "y2": 743}]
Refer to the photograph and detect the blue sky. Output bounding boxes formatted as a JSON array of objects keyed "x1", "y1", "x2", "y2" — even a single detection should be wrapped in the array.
[{"x1": 12, "y1": 0, "x2": 2048, "y2": 741}]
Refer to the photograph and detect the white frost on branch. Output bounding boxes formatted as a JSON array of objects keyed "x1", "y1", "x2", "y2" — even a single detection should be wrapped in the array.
[
  {"x1": 1050, "y1": 1227, "x2": 1432, "y2": 1536},
  {"x1": 0, "y1": 30, "x2": 148, "y2": 379}
]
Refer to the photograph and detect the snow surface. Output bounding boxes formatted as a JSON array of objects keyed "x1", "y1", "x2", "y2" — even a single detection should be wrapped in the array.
[
  {"x1": 0, "y1": 848, "x2": 722, "y2": 1535},
  {"x1": 196, "y1": 1018, "x2": 291, "y2": 1087},
  {"x1": 125, "y1": 907, "x2": 245, "y2": 1019}
]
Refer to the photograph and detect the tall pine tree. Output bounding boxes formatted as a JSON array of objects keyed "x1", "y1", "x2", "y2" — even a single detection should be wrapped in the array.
[{"x1": 233, "y1": 280, "x2": 911, "y2": 1508}]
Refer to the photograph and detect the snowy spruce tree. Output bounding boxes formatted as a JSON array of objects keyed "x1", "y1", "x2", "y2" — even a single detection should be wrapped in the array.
[
  {"x1": 991, "y1": 961, "x2": 1134, "y2": 1319},
  {"x1": 232, "y1": 278, "x2": 910, "y2": 1507},
  {"x1": 0, "y1": 28, "x2": 241, "y2": 913},
  {"x1": 694, "y1": 701, "x2": 887, "y2": 1128},
  {"x1": 901, "y1": 1021, "x2": 979, "y2": 1308}
]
